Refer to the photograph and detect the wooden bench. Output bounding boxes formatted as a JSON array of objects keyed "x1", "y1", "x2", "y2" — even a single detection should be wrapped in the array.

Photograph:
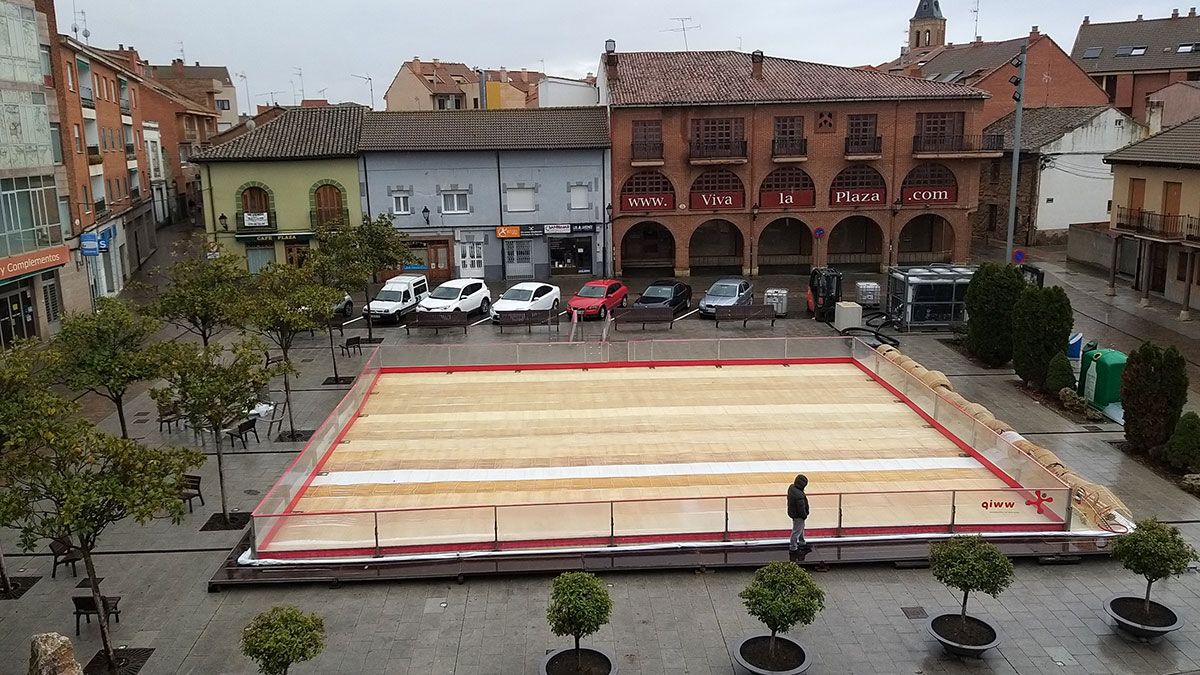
[
  {"x1": 72, "y1": 595, "x2": 121, "y2": 636},
  {"x1": 179, "y1": 474, "x2": 204, "y2": 513},
  {"x1": 714, "y1": 304, "x2": 778, "y2": 328},
  {"x1": 612, "y1": 306, "x2": 676, "y2": 330},
  {"x1": 404, "y1": 311, "x2": 470, "y2": 335},
  {"x1": 495, "y1": 309, "x2": 561, "y2": 333}
]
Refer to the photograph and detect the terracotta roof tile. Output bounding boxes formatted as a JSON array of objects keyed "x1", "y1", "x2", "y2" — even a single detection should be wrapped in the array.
[
  {"x1": 193, "y1": 106, "x2": 365, "y2": 162},
  {"x1": 606, "y1": 51, "x2": 988, "y2": 106},
  {"x1": 360, "y1": 108, "x2": 609, "y2": 151}
]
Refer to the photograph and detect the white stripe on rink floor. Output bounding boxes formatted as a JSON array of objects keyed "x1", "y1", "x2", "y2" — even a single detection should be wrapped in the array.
[{"x1": 310, "y1": 457, "x2": 984, "y2": 486}]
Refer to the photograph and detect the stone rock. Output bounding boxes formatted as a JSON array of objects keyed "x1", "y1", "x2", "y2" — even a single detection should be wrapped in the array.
[
  {"x1": 28, "y1": 633, "x2": 82, "y2": 675},
  {"x1": 1181, "y1": 474, "x2": 1200, "y2": 497}
]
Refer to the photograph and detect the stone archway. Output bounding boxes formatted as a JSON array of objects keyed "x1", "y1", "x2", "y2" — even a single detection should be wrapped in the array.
[
  {"x1": 757, "y1": 217, "x2": 813, "y2": 274},
  {"x1": 898, "y1": 214, "x2": 955, "y2": 264},
  {"x1": 828, "y1": 215, "x2": 884, "y2": 270},
  {"x1": 689, "y1": 219, "x2": 743, "y2": 274},
  {"x1": 621, "y1": 221, "x2": 675, "y2": 275}
]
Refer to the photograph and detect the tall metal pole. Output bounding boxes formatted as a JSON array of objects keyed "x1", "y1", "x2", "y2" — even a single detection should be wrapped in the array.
[{"x1": 1005, "y1": 42, "x2": 1028, "y2": 264}]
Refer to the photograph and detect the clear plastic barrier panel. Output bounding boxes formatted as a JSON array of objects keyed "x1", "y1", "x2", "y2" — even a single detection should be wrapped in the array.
[
  {"x1": 840, "y1": 491, "x2": 954, "y2": 530},
  {"x1": 255, "y1": 512, "x2": 378, "y2": 555},
  {"x1": 612, "y1": 498, "x2": 725, "y2": 538},
  {"x1": 449, "y1": 344, "x2": 521, "y2": 366},
  {"x1": 379, "y1": 345, "x2": 451, "y2": 368},
  {"x1": 715, "y1": 338, "x2": 788, "y2": 361},
  {"x1": 518, "y1": 342, "x2": 589, "y2": 365},
  {"x1": 378, "y1": 506, "x2": 495, "y2": 548},
  {"x1": 497, "y1": 502, "x2": 611, "y2": 545},
  {"x1": 952, "y1": 488, "x2": 1070, "y2": 529}
]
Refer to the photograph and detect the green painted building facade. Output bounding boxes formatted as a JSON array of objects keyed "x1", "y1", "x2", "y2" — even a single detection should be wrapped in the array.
[{"x1": 195, "y1": 106, "x2": 365, "y2": 271}]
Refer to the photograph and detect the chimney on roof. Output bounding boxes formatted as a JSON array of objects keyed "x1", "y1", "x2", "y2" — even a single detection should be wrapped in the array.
[
  {"x1": 1030, "y1": 25, "x2": 1039, "y2": 38},
  {"x1": 194, "y1": 61, "x2": 200, "y2": 66},
  {"x1": 432, "y1": 58, "x2": 440, "y2": 66},
  {"x1": 1137, "y1": 14, "x2": 1143, "y2": 20},
  {"x1": 1172, "y1": 8, "x2": 1180, "y2": 18},
  {"x1": 1191, "y1": 8, "x2": 1197, "y2": 17},
  {"x1": 751, "y1": 50, "x2": 764, "y2": 80},
  {"x1": 499, "y1": 66, "x2": 508, "y2": 82},
  {"x1": 905, "y1": 64, "x2": 922, "y2": 78},
  {"x1": 975, "y1": 35, "x2": 983, "y2": 42},
  {"x1": 172, "y1": 58, "x2": 183, "y2": 77},
  {"x1": 604, "y1": 39, "x2": 619, "y2": 81},
  {"x1": 519, "y1": 68, "x2": 528, "y2": 83},
  {"x1": 118, "y1": 43, "x2": 124, "y2": 50},
  {"x1": 1083, "y1": 15, "x2": 1089, "y2": 24}
]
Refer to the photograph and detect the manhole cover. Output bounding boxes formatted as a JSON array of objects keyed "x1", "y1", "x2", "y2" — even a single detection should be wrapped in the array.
[
  {"x1": 244, "y1": 489, "x2": 261, "y2": 496},
  {"x1": 901, "y1": 606, "x2": 928, "y2": 619}
]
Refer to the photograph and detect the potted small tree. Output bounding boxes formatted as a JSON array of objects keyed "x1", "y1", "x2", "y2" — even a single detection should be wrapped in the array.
[
  {"x1": 927, "y1": 536, "x2": 1013, "y2": 658},
  {"x1": 241, "y1": 605, "x2": 326, "y2": 675},
  {"x1": 542, "y1": 571, "x2": 616, "y2": 675},
  {"x1": 734, "y1": 561, "x2": 825, "y2": 674},
  {"x1": 1106, "y1": 519, "x2": 1198, "y2": 640}
]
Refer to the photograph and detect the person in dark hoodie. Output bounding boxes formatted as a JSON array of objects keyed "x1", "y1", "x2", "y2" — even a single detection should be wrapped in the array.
[{"x1": 786, "y1": 474, "x2": 811, "y2": 552}]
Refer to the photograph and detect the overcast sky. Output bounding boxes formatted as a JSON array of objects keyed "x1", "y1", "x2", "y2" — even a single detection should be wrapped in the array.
[{"x1": 56, "y1": 1, "x2": 1179, "y2": 113}]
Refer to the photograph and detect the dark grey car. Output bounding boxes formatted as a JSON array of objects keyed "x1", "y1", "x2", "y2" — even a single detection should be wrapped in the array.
[{"x1": 698, "y1": 278, "x2": 753, "y2": 317}]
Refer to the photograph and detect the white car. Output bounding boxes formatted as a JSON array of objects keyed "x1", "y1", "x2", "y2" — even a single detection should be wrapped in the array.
[
  {"x1": 489, "y1": 282, "x2": 561, "y2": 320},
  {"x1": 417, "y1": 279, "x2": 491, "y2": 315}
]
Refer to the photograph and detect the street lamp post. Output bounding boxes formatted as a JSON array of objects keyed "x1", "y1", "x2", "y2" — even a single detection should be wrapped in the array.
[{"x1": 1005, "y1": 42, "x2": 1028, "y2": 265}]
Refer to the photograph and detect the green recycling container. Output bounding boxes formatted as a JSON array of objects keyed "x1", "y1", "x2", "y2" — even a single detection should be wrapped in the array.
[{"x1": 1078, "y1": 348, "x2": 1127, "y2": 408}]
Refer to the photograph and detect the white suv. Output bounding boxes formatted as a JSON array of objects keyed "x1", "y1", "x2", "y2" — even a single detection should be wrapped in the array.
[{"x1": 418, "y1": 279, "x2": 492, "y2": 315}]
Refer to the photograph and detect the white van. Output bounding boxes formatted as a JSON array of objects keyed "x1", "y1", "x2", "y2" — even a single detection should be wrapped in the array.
[{"x1": 363, "y1": 275, "x2": 430, "y2": 323}]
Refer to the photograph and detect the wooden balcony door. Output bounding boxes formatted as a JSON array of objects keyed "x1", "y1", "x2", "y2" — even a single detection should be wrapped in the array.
[
  {"x1": 314, "y1": 184, "x2": 343, "y2": 227},
  {"x1": 1163, "y1": 181, "x2": 1182, "y2": 216},
  {"x1": 1128, "y1": 178, "x2": 1146, "y2": 212}
]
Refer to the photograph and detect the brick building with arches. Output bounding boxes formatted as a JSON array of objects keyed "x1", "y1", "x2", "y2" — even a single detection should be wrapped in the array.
[{"x1": 599, "y1": 47, "x2": 1002, "y2": 277}]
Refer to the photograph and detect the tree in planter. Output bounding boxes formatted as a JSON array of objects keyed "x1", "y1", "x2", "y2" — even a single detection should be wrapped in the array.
[
  {"x1": 1122, "y1": 342, "x2": 1190, "y2": 453},
  {"x1": 0, "y1": 413, "x2": 201, "y2": 671},
  {"x1": 964, "y1": 263, "x2": 1026, "y2": 367},
  {"x1": 1112, "y1": 519, "x2": 1199, "y2": 617},
  {"x1": 354, "y1": 213, "x2": 417, "y2": 343},
  {"x1": 1011, "y1": 285, "x2": 1073, "y2": 390},
  {"x1": 241, "y1": 605, "x2": 326, "y2": 675},
  {"x1": 154, "y1": 339, "x2": 283, "y2": 525},
  {"x1": 150, "y1": 237, "x2": 249, "y2": 347},
  {"x1": 929, "y1": 536, "x2": 1014, "y2": 633},
  {"x1": 546, "y1": 571, "x2": 613, "y2": 672},
  {"x1": 236, "y1": 264, "x2": 341, "y2": 440},
  {"x1": 52, "y1": 297, "x2": 162, "y2": 438},
  {"x1": 1166, "y1": 413, "x2": 1200, "y2": 474},
  {"x1": 1043, "y1": 352, "x2": 1077, "y2": 395},
  {"x1": 739, "y1": 560, "x2": 825, "y2": 662},
  {"x1": 306, "y1": 224, "x2": 373, "y2": 382},
  {"x1": 0, "y1": 341, "x2": 62, "y2": 596}
]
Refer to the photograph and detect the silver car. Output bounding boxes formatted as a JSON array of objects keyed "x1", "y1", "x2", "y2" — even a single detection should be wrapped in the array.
[{"x1": 698, "y1": 278, "x2": 753, "y2": 317}]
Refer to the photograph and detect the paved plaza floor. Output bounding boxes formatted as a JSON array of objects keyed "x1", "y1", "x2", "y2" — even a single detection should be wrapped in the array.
[{"x1": 7, "y1": 227, "x2": 1200, "y2": 673}]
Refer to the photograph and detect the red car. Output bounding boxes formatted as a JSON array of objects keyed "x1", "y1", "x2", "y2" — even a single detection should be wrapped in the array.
[{"x1": 567, "y1": 279, "x2": 629, "y2": 319}]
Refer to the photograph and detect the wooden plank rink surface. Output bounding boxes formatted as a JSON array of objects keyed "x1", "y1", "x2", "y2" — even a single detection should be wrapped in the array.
[{"x1": 266, "y1": 364, "x2": 1020, "y2": 554}]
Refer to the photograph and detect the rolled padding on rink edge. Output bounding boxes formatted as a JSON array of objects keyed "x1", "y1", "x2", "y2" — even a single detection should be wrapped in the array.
[{"x1": 919, "y1": 370, "x2": 952, "y2": 390}]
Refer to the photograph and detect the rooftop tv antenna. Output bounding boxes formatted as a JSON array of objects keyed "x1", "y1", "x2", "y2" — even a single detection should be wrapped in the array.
[
  {"x1": 971, "y1": 0, "x2": 982, "y2": 40},
  {"x1": 177, "y1": 41, "x2": 185, "y2": 62},
  {"x1": 352, "y1": 73, "x2": 375, "y2": 110},
  {"x1": 257, "y1": 90, "x2": 285, "y2": 105},
  {"x1": 662, "y1": 17, "x2": 700, "y2": 50},
  {"x1": 70, "y1": 6, "x2": 90, "y2": 43},
  {"x1": 293, "y1": 67, "x2": 305, "y2": 99},
  {"x1": 236, "y1": 72, "x2": 251, "y2": 115}
]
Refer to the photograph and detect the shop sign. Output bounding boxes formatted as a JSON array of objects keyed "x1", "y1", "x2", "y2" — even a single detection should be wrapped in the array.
[
  {"x1": 901, "y1": 186, "x2": 957, "y2": 205},
  {"x1": 830, "y1": 188, "x2": 886, "y2": 206},
  {"x1": 545, "y1": 223, "x2": 597, "y2": 235},
  {"x1": 495, "y1": 225, "x2": 543, "y2": 238},
  {"x1": 235, "y1": 231, "x2": 314, "y2": 242},
  {"x1": 689, "y1": 191, "x2": 744, "y2": 210},
  {"x1": 621, "y1": 193, "x2": 675, "y2": 211},
  {"x1": 520, "y1": 225, "x2": 544, "y2": 237},
  {"x1": 243, "y1": 212, "x2": 270, "y2": 228},
  {"x1": 544, "y1": 223, "x2": 572, "y2": 234},
  {"x1": 80, "y1": 232, "x2": 99, "y2": 257},
  {"x1": 2, "y1": 245, "x2": 70, "y2": 281},
  {"x1": 571, "y1": 224, "x2": 596, "y2": 234},
  {"x1": 97, "y1": 226, "x2": 115, "y2": 253},
  {"x1": 760, "y1": 189, "x2": 816, "y2": 208}
]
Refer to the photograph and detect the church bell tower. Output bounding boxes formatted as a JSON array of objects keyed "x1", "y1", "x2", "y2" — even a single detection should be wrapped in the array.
[{"x1": 910, "y1": 0, "x2": 947, "y2": 49}]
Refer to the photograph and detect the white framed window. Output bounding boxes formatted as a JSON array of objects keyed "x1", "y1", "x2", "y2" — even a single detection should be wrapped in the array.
[
  {"x1": 392, "y1": 194, "x2": 410, "y2": 215},
  {"x1": 505, "y1": 187, "x2": 535, "y2": 212},
  {"x1": 569, "y1": 184, "x2": 589, "y2": 210},
  {"x1": 442, "y1": 191, "x2": 469, "y2": 214}
]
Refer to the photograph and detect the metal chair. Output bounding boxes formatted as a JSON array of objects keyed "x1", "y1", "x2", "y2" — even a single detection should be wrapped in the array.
[
  {"x1": 224, "y1": 418, "x2": 260, "y2": 449},
  {"x1": 73, "y1": 595, "x2": 121, "y2": 636},
  {"x1": 265, "y1": 402, "x2": 288, "y2": 439},
  {"x1": 340, "y1": 336, "x2": 363, "y2": 357},
  {"x1": 179, "y1": 474, "x2": 204, "y2": 513},
  {"x1": 50, "y1": 538, "x2": 83, "y2": 579}
]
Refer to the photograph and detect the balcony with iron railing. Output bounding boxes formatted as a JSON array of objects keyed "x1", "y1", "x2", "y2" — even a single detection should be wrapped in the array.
[
  {"x1": 630, "y1": 141, "x2": 664, "y2": 164},
  {"x1": 86, "y1": 145, "x2": 102, "y2": 165},
  {"x1": 311, "y1": 207, "x2": 350, "y2": 228},
  {"x1": 120, "y1": 98, "x2": 131, "y2": 114},
  {"x1": 913, "y1": 134, "x2": 1005, "y2": 157},
  {"x1": 237, "y1": 210, "x2": 277, "y2": 233},
  {"x1": 772, "y1": 137, "x2": 808, "y2": 160},
  {"x1": 1114, "y1": 206, "x2": 1200, "y2": 241},
  {"x1": 80, "y1": 85, "x2": 94, "y2": 109},
  {"x1": 689, "y1": 139, "x2": 748, "y2": 164},
  {"x1": 845, "y1": 135, "x2": 883, "y2": 157},
  {"x1": 125, "y1": 143, "x2": 136, "y2": 160},
  {"x1": 94, "y1": 198, "x2": 106, "y2": 214}
]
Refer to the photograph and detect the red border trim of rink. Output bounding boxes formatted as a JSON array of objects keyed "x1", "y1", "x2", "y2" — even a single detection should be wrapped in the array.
[
  {"x1": 259, "y1": 357, "x2": 1064, "y2": 557},
  {"x1": 256, "y1": 523, "x2": 1062, "y2": 560}
]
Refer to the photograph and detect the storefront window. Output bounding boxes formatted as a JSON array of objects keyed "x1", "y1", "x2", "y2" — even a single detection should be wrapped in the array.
[{"x1": 549, "y1": 236, "x2": 593, "y2": 275}]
